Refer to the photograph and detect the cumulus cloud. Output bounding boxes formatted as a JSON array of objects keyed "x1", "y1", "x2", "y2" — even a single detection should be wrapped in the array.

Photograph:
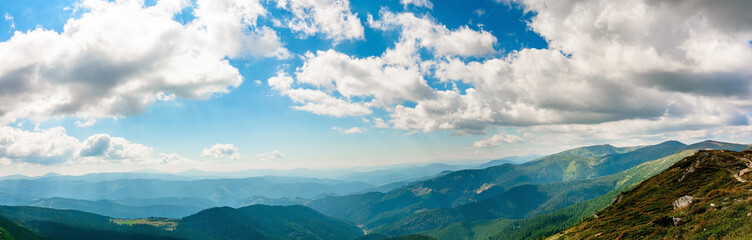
[
  {"x1": 332, "y1": 126, "x2": 364, "y2": 134},
  {"x1": 400, "y1": 0, "x2": 433, "y2": 9},
  {"x1": 268, "y1": 48, "x2": 431, "y2": 117},
  {"x1": 273, "y1": 0, "x2": 752, "y2": 143},
  {"x1": 256, "y1": 150, "x2": 285, "y2": 161},
  {"x1": 274, "y1": 0, "x2": 364, "y2": 41},
  {"x1": 77, "y1": 134, "x2": 153, "y2": 164},
  {"x1": 369, "y1": 10, "x2": 497, "y2": 57},
  {"x1": 0, "y1": 126, "x2": 181, "y2": 165},
  {"x1": 267, "y1": 10, "x2": 500, "y2": 119},
  {"x1": 474, "y1": 133, "x2": 523, "y2": 148},
  {"x1": 401, "y1": 0, "x2": 752, "y2": 134},
  {"x1": 0, "y1": 0, "x2": 289, "y2": 125},
  {"x1": 201, "y1": 143, "x2": 241, "y2": 160},
  {"x1": 0, "y1": 126, "x2": 79, "y2": 165}
]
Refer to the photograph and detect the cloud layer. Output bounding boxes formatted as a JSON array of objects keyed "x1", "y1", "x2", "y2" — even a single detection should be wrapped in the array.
[
  {"x1": 269, "y1": 0, "x2": 752, "y2": 143},
  {"x1": 0, "y1": 0, "x2": 291, "y2": 124},
  {"x1": 0, "y1": 126, "x2": 187, "y2": 166}
]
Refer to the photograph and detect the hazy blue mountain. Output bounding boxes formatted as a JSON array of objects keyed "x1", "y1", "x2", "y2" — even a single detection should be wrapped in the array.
[
  {"x1": 684, "y1": 140, "x2": 750, "y2": 151},
  {"x1": 553, "y1": 144, "x2": 641, "y2": 158},
  {"x1": 338, "y1": 163, "x2": 480, "y2": 186},
  {"x1": 36, "y1": 172, "x2": 196, "y2": 182},
  {"x1": 240, "y1": 196, "x2": 310, "y2": 206},
  {"x1": 473, "y1": 155, "x2": 542, "y2": 169},
  {"x1": 0, "y1": 194, "x2": 207, "y2": 218},
  {"x1": 0, "y1": 177, "x2": 373, "y2": 207}
]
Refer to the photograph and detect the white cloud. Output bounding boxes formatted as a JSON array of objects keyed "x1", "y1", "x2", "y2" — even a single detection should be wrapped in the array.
[
  {"x1": 268, "y1": 48, "x2": 432, "y2": 117},
  {"x1": 0, "y1": 126, "x2": 181, "y2": 165},
  {"x1": 473, "y1": 9, "x2": 485, "y2": 17},
  {"x1": 274, "y1": 0, "x2": 364, "y2": 41},
  {"x1": 256, "y1": 150, "x2": 285, "y2": 161},
  {"x1": 77, "y1": 134, "x2": 153, "y2": 164},
  {"x1": 268, "y1": 10, "x2": 501, "y2": 121},
  {"x1": 369, "y1": 10, "x2": 497, "y2": 57},
  {"x1": 0, "y1": 126, "x2": 79, "y2": 165},
  {"x1": 272, "y1": 0, "x2": 752, "y2": 144},
  {"x1": 201, "y1": 143, "x2": 241, "y2": 160},
  {"x1": 372, "y1": 118, "x2": 389, "y2": 128},
  {"x1": 474, "y1": 133, "x2": 523, "y2": 148},
  {"x1": 332, "y1": 126, "x2": 364, "y2": 134},
  {"x1": 0, "y1": 0, "x2": 289, "y2": 125},
  {"x1": 3, "y1": 12, "x2": 14, "y2": 29},
  {"x1": 400, "y1": 0, "x2": 433, "y2": 9}
]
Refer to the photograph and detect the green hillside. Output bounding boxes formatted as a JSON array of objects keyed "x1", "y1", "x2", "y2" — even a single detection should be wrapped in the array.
[
  {"x1": 0, "y1": 206, "x2": 179, "y2": 240},
  {"x1": 176, "y1": 205, "x2": 362, "y2": 240},
  {"x1": 553, "y1": 148, "x2": 752, "y2": 239},
  {"x1": 400, "y1": 150, "x2": 695, "y2": 238},
  {"x1": 416, "y1": 141, "x2": 749, "y2": 239},
  {"x1": 0, "y1": 204, "x2": 362, "y2": 240},
  {"x1": 0, "y1": 215, "x2": 47, "y2": 240},
  {"x1": 308, "y1": 141, "x2": 687, "y2": 230}
]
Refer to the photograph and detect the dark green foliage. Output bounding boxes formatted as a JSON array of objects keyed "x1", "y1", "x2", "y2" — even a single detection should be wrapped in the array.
[
  {"x1": 0, "y1": 206, "x2": 179, "y2": 240},
  {"x1": 353, "y1": 233, "x2": 390, "y2": 240},
  {"x1": 176, "y1": 205, "x2": 362, "y2": 240},
  {"x1": 384, "y1": 234, "x2": 438, "y2": 240},
  {"x1": 353, "y1": 233, "x2": 437, "y2": 240},
  {"x1": 0, "y1": 215, "x2": 47, "y2": 240},
  {"x1": 0, "y1": 204, "x2": 362, "y2": 240}
]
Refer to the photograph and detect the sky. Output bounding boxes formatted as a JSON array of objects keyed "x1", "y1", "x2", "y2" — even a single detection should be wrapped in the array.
[{"x1": 0, "y1": 0, "x2": 751, "y2": 176}]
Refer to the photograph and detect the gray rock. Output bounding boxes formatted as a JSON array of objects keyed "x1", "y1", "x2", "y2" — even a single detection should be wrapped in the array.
[
  {"x1": 611, "y1": 193, "x2": 624, "y2": 205},
  {"x1": 673, "y1": 195, "x2": 693, "y2": 209},
  {"x1": 673, "y1": 217, "x2": 682, "y2": 226}
]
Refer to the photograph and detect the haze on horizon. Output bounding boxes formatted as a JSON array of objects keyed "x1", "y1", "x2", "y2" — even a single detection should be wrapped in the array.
[{"x1": 0, "y1": 0, "x2": 751, "y2": 176}]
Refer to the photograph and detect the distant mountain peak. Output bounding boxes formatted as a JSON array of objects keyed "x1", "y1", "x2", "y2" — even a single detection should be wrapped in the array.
[
  {"x1": 41, "y1": 172, "x2": 61, "y2": 177},
  {"x1": 658, "y1": 140, "x2": 685, "y2": 145}
]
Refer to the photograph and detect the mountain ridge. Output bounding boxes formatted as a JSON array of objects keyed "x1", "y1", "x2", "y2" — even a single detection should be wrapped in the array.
[{"x1": 553, "y1": 148, "x2": 752, "y2": 239}]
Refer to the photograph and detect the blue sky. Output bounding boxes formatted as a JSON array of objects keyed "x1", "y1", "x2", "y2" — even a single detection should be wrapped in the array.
[{"x1": 0, "y1": 0, "x2": 750, "y2": 175}]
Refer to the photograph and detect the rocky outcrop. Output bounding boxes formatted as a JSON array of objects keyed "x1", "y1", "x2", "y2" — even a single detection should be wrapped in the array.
[{"x1": 672, "y1": 195, "x2": 693, "y2": 209}]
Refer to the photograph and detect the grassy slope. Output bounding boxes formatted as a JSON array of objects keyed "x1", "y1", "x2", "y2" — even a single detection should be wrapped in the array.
[
  {"x1": 421, "y1": 150, "x2": 697, "y2": 240},
  {"x1": 554, "y1": 149, "x2": 752, "y2": 239}
]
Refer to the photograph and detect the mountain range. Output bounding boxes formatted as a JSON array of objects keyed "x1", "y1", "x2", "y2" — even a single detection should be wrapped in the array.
[{"x1": 0, "y1": 140, "x2": 749, "y2": 240}]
